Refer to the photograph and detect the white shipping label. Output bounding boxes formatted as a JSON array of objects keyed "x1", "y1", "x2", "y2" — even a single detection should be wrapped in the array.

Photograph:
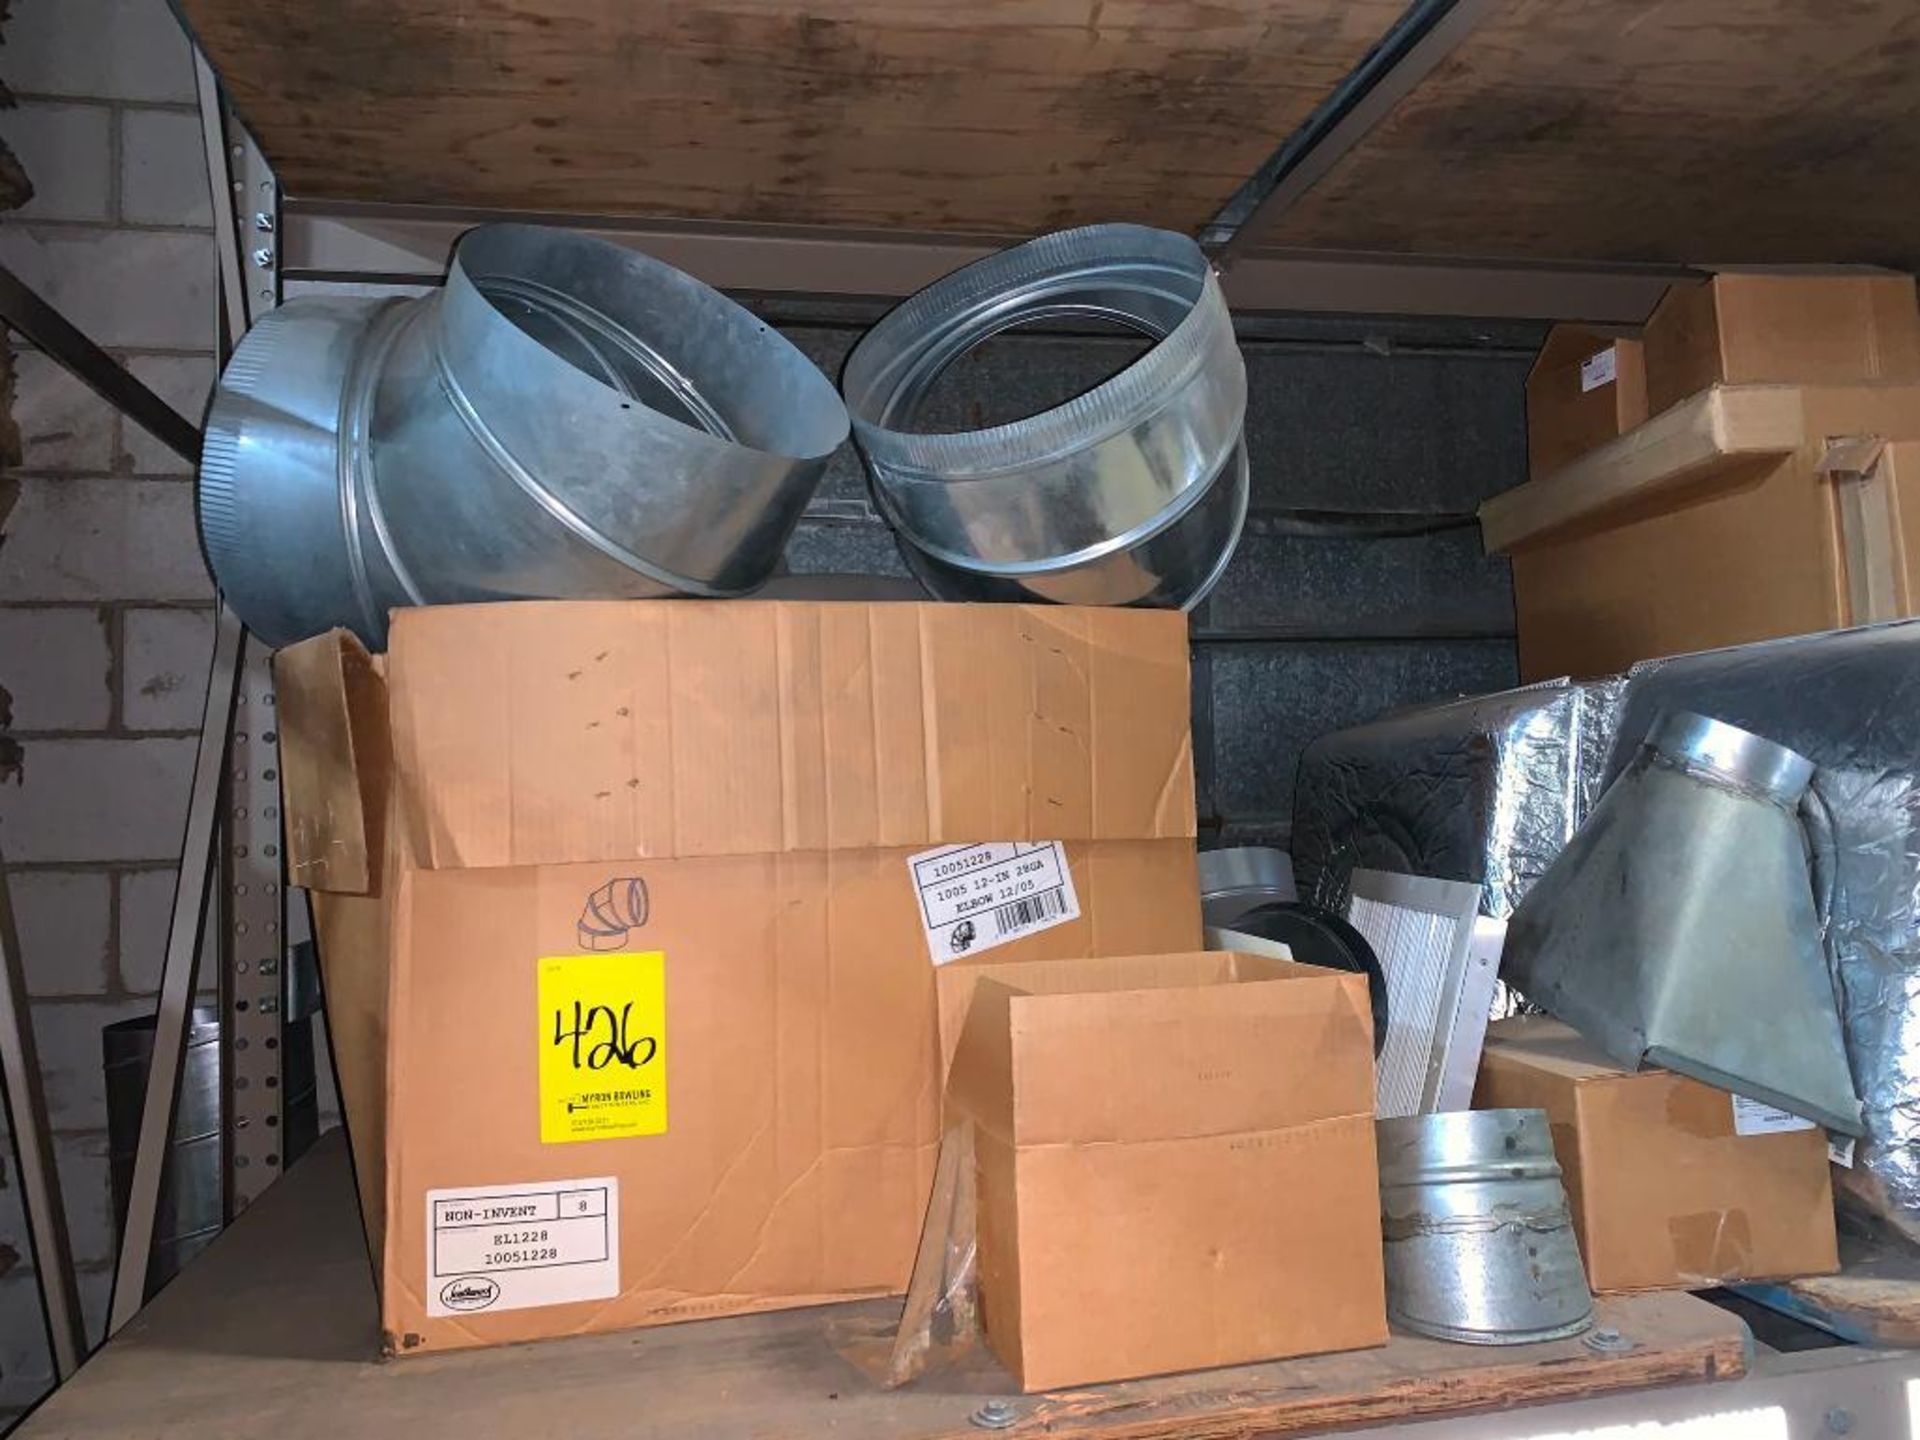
[
  {"x1": 1829, "y1": 1134, "x2": 1857, "y2": 1168},
  {"x1": 426, "y1": 1177, "x2": 619, "y2": 1318},
  {"x1": 908, "y1": 841, "x2": 1081, "y2": 963},
  {"x1": 1731, "y1": 1094, "x2": 1818, "y2": 1137},
  {"x1": 1579, "y1": 345, "x2": 1618, "y2": 392}
]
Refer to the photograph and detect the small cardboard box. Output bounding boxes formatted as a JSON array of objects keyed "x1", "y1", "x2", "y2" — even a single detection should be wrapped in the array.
[
  {"x1": 941, "y1": 951, "x2": 1386, "y2": 1391},
  {"x1": 1643, "y1": 271, "x2": 1920, "y2": 416},
  {"x1": 1475, "y1": 1017, "x2": 1838, "y2": 1293},
  {"x1": 276, "y1": 600, "x2": 1204, "y2": 1356},
  {"x1": 1526, "y1": 325, "x2": 1649, "y2": 478}
]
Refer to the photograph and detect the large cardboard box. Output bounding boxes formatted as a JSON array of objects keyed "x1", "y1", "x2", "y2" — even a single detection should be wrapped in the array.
[
  {"x1": 1643, "y1": 272, "x2": 1920, "y2": 416},
  {"x1": 1475, "y1": 1018, "x2": 1837, "y2": 1293},
  {"x1": 276, "y1": 600, "x2": 1203, "y2": 1356},
  {"x1": 941, "y1": 951, "x2": 1386, "y2": 1391},
  {"x1": 1526, "y1": 325, "x2": 1649, "y2": 479},
  {"x1": 1511, "y1": 383, "x2": 1920, "y2": 679}
]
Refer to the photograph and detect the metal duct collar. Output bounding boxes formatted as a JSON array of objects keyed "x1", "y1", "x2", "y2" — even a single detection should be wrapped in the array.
[
  {"x1": 199, "y1": 224, "x2": 848, "y2": 647},
  {"x1": 841, "y1": 223, "x2": 1249, "y2": 609},
  {"x1": 1505, "y1": 711, "x2": 1865, "y2": 1136},
  {"x1": 1650, "y1": 710, "x2": 1814, "y2": 805},
  {"x1": 1377, "y1": 1108, "x2": 1593, "y2": 1345},
  {"x1": 1196, "y1": 846, "x2": 1298, "y2": 927}
]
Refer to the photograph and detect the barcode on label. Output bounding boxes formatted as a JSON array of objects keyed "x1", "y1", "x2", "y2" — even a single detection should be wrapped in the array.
[
  {"x1": 993, "y1": 889, "x2": 1068, "y2": 937},
  {"x1": 906, "y1": 841, "x2": 1082, "y2": 962}
]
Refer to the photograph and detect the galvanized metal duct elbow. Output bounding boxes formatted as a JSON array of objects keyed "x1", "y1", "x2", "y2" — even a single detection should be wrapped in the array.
[
  {"x1": 840, "y1": 223, "x2": 1249, "y2": 609},
  {"x1": 199, "y1": 225, "x2": 849, "y2": 647}
]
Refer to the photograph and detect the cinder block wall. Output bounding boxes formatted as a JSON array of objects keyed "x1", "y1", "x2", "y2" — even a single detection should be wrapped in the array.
[{"x1": 0, "y1": 0, "x2": 222, "y2": 1416}]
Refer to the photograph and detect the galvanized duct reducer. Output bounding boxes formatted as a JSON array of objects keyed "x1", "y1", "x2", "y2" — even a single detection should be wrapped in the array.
[
  {"x1": 1505, "y1": 710, "x2": 1864, "y2": 1136},
  {"x1": 1377, "y1": 1108, "x2": 1593, "y2": 1346},
  {"x1": 841, "y1": 224, "x2": 1249, "y2": 610},
  {"x1": 199, "y1": 225, "x2": 849, "y2": 647}
]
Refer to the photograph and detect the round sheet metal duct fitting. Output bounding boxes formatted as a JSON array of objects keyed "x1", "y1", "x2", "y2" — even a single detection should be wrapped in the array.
[
  {"x1": 1197, "y1": 846, "x2": 1299, "y2": 928},
  {"x1": 1376, "y1": 1108, "x2": 1594, "y2": 1345},
  {"x1": 1649, "y1": 710, "x2": 1815, "y2": 807},
  {"x1": 840, "y1": 224, "x2": 1250, "y2": 610},
  {"x1": 198, "y1": 224, "x2": 849, "y2": 647}
]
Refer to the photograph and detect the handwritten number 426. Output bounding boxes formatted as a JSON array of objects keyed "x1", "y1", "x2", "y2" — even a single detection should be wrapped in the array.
[{"x1": 552, "y1": 1000, "x2": 658, "y2": 1071}]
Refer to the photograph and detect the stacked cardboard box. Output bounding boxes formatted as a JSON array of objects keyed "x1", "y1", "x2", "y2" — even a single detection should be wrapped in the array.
[
  {"x1": 940, "y1": 951, "x2": 1385, "y2": 1390},
  {"x1": 1509, "y1": 272, "x2": 1920, "y2": 679},
  {"x1": 1476, "y1": 1018, "x2": 1837, "y2": 1293},
  {"x1": 1525, "y1": 326, "x2": 1649, "y2": 479},
  {"x1": 279, "y1": 600, "x2": 1206, "y2": 1355},
  {"x1": 279, "y1": 598, "x2": 1389, "y2": 1382}
]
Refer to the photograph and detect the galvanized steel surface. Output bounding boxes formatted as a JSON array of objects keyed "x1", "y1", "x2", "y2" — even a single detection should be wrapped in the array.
[
  {"x1": 841, "y1": 224, "x2": 1249, "y2": 609},
  {"x1": 199, "y1": 225, "x2": 848, "y2": 646},
  {"x1": 1197, "y1": 845, "x2": 1298, "y2": 927},
  {"x1": 1376, "y1": 1108, "x2": 1592, "y2": 1345},
  {"x1": 1609, "y1": 620, "x2": 1920, "y2": 1241},
  {"x1": 104, "y1": 1009, "x2": 318, "y2": 1297},
  {"x1": 1651, "y1": 710, "x2": 1815, "y2": 806},
  {"x1": 1506, "y1": 711, "x2": 1863, "y2": 1136}
]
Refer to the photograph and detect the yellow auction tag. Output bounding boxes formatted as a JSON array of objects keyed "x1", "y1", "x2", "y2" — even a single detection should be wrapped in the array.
[{"x1": 537, "y1": 951, "x2": 667, "y2": 1145}]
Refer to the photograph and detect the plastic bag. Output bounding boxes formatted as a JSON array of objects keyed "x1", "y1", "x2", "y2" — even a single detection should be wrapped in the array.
[{"x1": 830, "y1": 1120, "x2": 982, "y2": 1387}]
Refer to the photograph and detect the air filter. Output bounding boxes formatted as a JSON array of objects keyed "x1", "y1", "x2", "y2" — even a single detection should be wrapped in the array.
[{"x1": 1346, "y1": 870, "x2": 1502, "y2": 1117}]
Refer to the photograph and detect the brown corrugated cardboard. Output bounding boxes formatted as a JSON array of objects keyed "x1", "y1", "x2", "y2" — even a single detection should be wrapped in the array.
[
  {"x1": 1526, "y1": 325, "x2": 1649, "y2": 478},
  {"x1": 1512, "y1": 383, "x2": 1920, "y2": 678},
  {"x1": 1832, "y1": 437, "x2": 1920, "y2": 627},
  {"x1": 1474, "y1": 1018, "x2": 1837, "y2": 1293},
  {"x1": 276, "y1": 600, "x2": 1203, "y2": 1357},
  {"x1": 1644, "y1": 273, "x2": 1920, "y2": 416},
  {"x1": 941, "y1": 951, "x2": 1386, "y2": 1391}
]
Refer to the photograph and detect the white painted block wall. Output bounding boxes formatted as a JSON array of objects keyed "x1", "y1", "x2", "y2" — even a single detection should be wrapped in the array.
[{"x1": 0, "y1": 0, "x2": 334, "y2": 1418}]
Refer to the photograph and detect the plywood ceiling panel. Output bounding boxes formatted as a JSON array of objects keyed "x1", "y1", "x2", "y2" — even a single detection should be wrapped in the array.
[
  {"x1": 178, "y1": 0, "x2": 1402, "y2": 236},
  {"x1": 1267, "y1": 0, "x2": 1920, "y2": 267}
]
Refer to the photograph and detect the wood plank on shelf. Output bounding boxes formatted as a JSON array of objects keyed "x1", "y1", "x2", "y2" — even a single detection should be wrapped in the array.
[
  {"x1": 1736, "y1": 1230, "x2": 1920, "y2": 1349},
  {"x1": 177, "y1": 0, "x2": 1401, "y2": 236},
  {"x1": 24, "y1": 1130, "x2": 1750, "y2": 1440},
  {"x1": 1263, "y1": 0, "x2": 1920, "y2": 267},
  {"x1": 1479, "y1": 384, "x2": 1805, "y2": 554}
]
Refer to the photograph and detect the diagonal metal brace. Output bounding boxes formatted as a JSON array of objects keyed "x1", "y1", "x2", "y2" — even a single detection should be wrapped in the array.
[{"x1": 0, "y1": 264, "x2": 202, "y2": 465}]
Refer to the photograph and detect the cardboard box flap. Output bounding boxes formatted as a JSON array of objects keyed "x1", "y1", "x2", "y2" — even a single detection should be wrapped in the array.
[
  {"x1": 276, "y1": 629, "x2": 391, "y2": 895},
  {"x1": 385, "y1": 601, "x2": 1195, "y2": 870},
  {"x1": 946, "y1": 951, "x2": 1374, "y2": 1146},
  {"x1": 1528, "y1": 324, "x2": 1636, "y2": 383}
]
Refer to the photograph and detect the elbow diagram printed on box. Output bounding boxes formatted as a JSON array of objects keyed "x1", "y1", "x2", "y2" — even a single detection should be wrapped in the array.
[{"x1": 908, "y1": 842, "x2": 1082, "y2": 962}]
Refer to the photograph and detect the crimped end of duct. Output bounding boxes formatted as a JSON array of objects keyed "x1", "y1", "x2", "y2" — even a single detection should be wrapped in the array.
[
  {"x1": 195, "y1": 306, "x2": 291, "y2": 594},
  {"x1": 844, "y1": 223, "x2": 1233, "y2": 481}
]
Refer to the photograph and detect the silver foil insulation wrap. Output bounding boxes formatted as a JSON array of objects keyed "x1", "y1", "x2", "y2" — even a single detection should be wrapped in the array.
[{"x1": 1292, "y1": 678, "x2": 1625, "y2": 920}]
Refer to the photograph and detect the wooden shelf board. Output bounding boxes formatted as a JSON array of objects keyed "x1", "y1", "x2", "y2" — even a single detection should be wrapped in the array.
[
  {"x1": 1480, "y1": 384, "x2": 1806, "y2": 555},
  {"x1": 177, "y1": 0, "x2": 1402, "y2": 237},
  {"x1": 1736, "y1": 1230, "x2": 1920, "y2": 1349},
  {"x1": 24, "y1": 1131, "x2": 1751, "y2": 1440}
]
